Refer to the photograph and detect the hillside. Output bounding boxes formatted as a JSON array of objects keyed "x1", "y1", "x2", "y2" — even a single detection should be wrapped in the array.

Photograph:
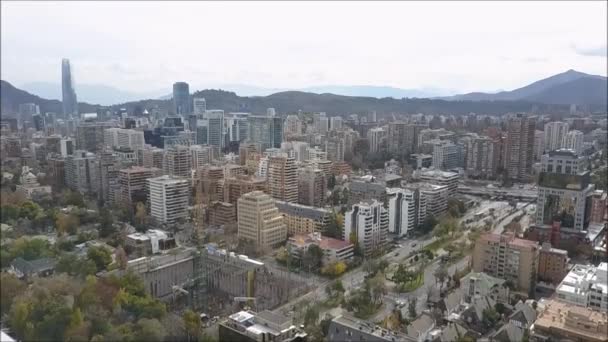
[{"x1": 447, "y1": 70, "x2": 607, "y2": 106}]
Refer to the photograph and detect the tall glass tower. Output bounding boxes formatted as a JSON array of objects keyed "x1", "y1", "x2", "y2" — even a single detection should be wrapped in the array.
[
  {"x1": 173, "y1": 82, "x2": 191, "y2": 116},
  {"x1": 61, "y1": 59, "x2": 78, "y2": 118}
]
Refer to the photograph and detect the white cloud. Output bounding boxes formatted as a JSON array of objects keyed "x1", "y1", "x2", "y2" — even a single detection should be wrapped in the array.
[{"x1": 1, "y1": 1, "x2": 606, "y2": 94}]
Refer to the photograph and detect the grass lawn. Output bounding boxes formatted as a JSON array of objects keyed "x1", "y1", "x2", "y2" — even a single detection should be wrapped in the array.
[
  {"x1": 423, "y1": 238, "x2": 447, "y2": 252},
  {"x1": 398, "y1": 273, "x2": 424, "y2": 292}
]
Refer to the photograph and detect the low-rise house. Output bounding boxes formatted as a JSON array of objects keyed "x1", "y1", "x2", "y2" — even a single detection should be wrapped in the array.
[
  {"x1": 9, "y1": 257, "x2": 56, "y2": 279},
  {"x1": 287, "y1": 232, "x2": 354, "y2": 265},
  {"x1": 405, "y1": 313, "x2": 435, "y2": 342},
  {"x1": 125, "y1": 229, "x2": 177, "y2": 257},
  {"x1": 219, "y1": 310, "x2": 308, "y2": 342},
  {"x1": 327, "y1": 314, "x2": 406, "y2": 342},
  {"x1": 460, "y1": 272, "x2": 510, "y2": 304},
  {"x1": 435, "y1": 322, "x2": 477, "y2": 342}
]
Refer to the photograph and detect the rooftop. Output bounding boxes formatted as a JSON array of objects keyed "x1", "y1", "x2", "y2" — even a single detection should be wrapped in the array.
[{"x1": 533, "y1": 299, "x2": 608, "y2": 341}]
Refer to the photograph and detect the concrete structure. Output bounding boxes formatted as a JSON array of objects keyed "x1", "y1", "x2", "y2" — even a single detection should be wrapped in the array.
[
  {"x1": 208, "y1": 201, "x2": 237, "y2": 226},
  {"x1": 349, "y1": 177, "x2": 387, "y2": 205},
  {"x1": 404, "y1": 182, "x2": 449, "y2": 226},
  {"x1": 555, "y1": 262, "x2": 608, "y2": 311},
  {"x1": 237, "y1": 191, "x2": 287, "y2": 252},
  {"x1": 126, "y1": 229, "x2": 177, "y2": 257},
  {"x1": 367, "y1": 127, "x2": 387, "y2": 153},
  {"x1": 204, "y1": 110, "x2": 224, "y2": 149},
  {"x1": 15, "y1": 166, "x2": 51, "y2": 199},
  {"x1": 221, "y1": 175, "x2": 267, "y2": 205},
  {"x1": 563, "y1": 129, "x2": 584, "y2": 155},
  {"x1": 534, "y1": 130, "x2": 544, "y2": 161},
  {"x1": 387, "y1": 122, "x2": 428, "y2": 156},
  {"x1": 537, "y1": 242, "x2": 569, "y2": 285},
  {"x1": 324, "y1": 137, "x2": 345, "y2": 162},
  {"x1": 173, "y1": 82, "x2": 190, "y2": 116},
  {"x1": 219, "y1": 310, "x2": 307, "y2": 342},
  {"x1": 104, "y1": 128, "x2": 145, "y2": 150},
  {"x1": 64, "y1": 150, "x2": 99, "y2": 195},
  {"x1": 544, "y1": 121, "x2": 569, "y2": 152},
  {"x1": 344, "y1": 200, "x2": 388, "y2": 257},
  {"x1": 61, "y1": 58, "x2": 78, "y2": 118},
  {"x1": 465, "y1": 136, "x2": 499, "y2": 179},
  {"x1": 137, "y1": 145, "x2": 165, "y2": 169},
  {"x1": 163, "y1": 145, "x2": 192, "y2": 177},
  {"x1": 275, "y1": 200, "x2": 330, "y2": 235},
  {"x1": 192, "y1": 97, "x2": 206, "y2": 115},
  {"x1": 118, "y1": 166, "x2": 162, "y2": 205},
  {"x1": 189, "y1": 144, "x2": 213, "y2": 169},
  {"x1": 147, "y1": 175, "x2": 190, "y2": 224},
  {"x1": 386, "y1": 188, "x2": 416, "y2": 237},
  {"x1": 268, "y1": 155, "x2": 298, "y2": 203},
  {"x1": 76, "y1": 121, "x2": 116, "y2": 152},
  {"x1": 409, "y1": 153, "x2": 433, "y2": 170},
  {"x1": 503, "y1": 113, "x2": 536, "y2": 180},
  {"x1": 531, "y1": 298, "x2": 608, "y2": 342},
  {"x1": 328, "y1": 314, "x2": 405, "y2": 342},
  {"x1": 288, "y1": 232, "x2": 354, "y2": 265},
  {"x1": 590, "y1": 190, "x2": 607, "y2": 224},
  {"x1": 416, "y1": 168, "x2": 461, "y2": 196},
  {"x1": 472, "y1": 232, "x2": 539, "y2": 296},
  {"x1": 431, "y1": 140, "x2": 462, "y2": 170},
  {"x1": 297, "y1": 166, "x2": 326, "y2": 207}
]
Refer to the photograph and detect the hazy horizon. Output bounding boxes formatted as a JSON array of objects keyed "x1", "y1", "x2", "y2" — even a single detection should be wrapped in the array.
[{"x1": 2, "y1": 1, "x2": 607, "y2": 96}]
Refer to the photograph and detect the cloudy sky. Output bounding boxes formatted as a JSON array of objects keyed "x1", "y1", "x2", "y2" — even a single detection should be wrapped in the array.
[{"x1": 1, "y1": 1, "x2": 606, "y2": 94}]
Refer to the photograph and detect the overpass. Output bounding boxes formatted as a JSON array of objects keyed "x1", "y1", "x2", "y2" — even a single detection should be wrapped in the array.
[{"x1": 457, "y1": 186, "x2": 537, "y2": 202}]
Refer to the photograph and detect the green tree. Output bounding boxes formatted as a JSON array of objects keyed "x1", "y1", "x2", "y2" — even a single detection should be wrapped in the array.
[
  {"x1": 1, "y1": 273, "x2": 24, "y2": 315},
  {"x1": 136, "y1": 318, "x2": 166, "y2": 342},
  {"x1": 304, "y1": 305, "x2": 319, "y2": 327},
  {"x1": 302, "y1": 244, "x2": 324, "y2": 272},
  {"x1": 325, "y1": 211, "x2": 343, "y2": 239},
  {"x1": 183, "y1": 309, "x2": 201, "y2": 342},
  {"x1": 87, "y1": 246, "x2": 113, "y2": 272},
  {"x1": 64, "y1": 190, "x2": 86, "y2": 207},
  {"x1": 482, "y1": 307, "x2": 500, "y2": 329},
  {"x1": 408, "y1": 297, "x2": 417, "y2": 318},
  {"x1": 327, "y1": 174, "x2": 336, "y2": 190},
  {"x1": 98, "y1": 208, "x2": 115, "y2": 238},
  {"x1": 434, "y1": 266, "x2": 448, "y2": 288}
]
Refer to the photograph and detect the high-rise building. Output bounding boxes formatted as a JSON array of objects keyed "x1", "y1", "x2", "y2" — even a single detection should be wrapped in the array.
[
  {"x1": 137, "y1": 145, "x2": 165, "y2": 169},
  {"x1": 503, "y1": 113, "x2": 536, "y2": 180},
  {"x1": 533, "y1": 130, "x2": 545, "y2": 161},
  {"x1": 344, "y1": 200, "x2": 389, "y2": 257},
  {"x1": 248, "y1": 115, "x2": 282, "y2": 150},
  {"x1": 64, "y1": 150, "x2": 99, "y2": 195},
  {"x1": 403, "y1": 182, "x2": 448, "y2": 226},
  {"x1": 193, "y1": 97, "x2": 207, "y2": 115},
  {"x1": 465, "y1": 136, "x2": 498, "y2": 179},
  {"x1": 61, "y1": 59, "x2": 78, "y2": 118},
  {"x1": 417, "y1": 169, "x2": 461, "y2": 196},
  {"x1": 224, "y1": 112, "x2": 250, "y2": 144},
  {"x1": 268, "y1": 155, "x2": 298, "y2": 203},
  {"x1": 325, "y1": 138, "x2": 344, "y2": 162},
  {"x1": 387, "y1": 188, "x2": 416, "y2": 237},
  {"x1": 535, "y1": 149, "x2": 594, "y2": 234},
  {"x1": 275, "y1": 201, "x2": 331, "y2": 235},
  {"x1": 431, "y1": 140, "x2": 462, "y2": 170},
  {"x1": 76, "y1": 121, "x2": 116, "y2": 152},
  {"x1": 472, "y1": 232, "x2": 539, "y2": 296},
  {"x1": 590, "y1": 190, "x2": 607, "y2": 224},
  {"x1": 237, "y1": 191, "x2": 287, "y2": 251},
  {"x1": 284, "y1": 115, "x2": 302, "y2": 136},
  {"x1": 330, "y1": 116, "x2": 343, "y2": 131},
  {"x1": 563, "y1": 130, "x2": 584, "y2": 155},
  {"x1": 297, "y1": 166, "x2": 326, "y2": 207},
  {"x1": 104, "y1": 128, "x2": 145, "y2": 150},
  {"x1": 544, "y1": 121, "x2": 569, "y2": 152},
  {"x1": 173, "y1": 82, "x2": 191, "y2": 116},
  {"x1": 190, "y1": 145, "x2": 213, "y2": 169},
  {"x1": 387, "y1": 122, "x2": 428, "y2": 156},
  {"x1": 147, "y1": 175, "x2": 190, "y2": 224},
  {"x1": 537, "y1": 242, "x2": 569, "y2": 285},
  {"x1": 32, "y1": 114, "x2": 45, "y2": 131},
  {"x1": 118, "y1": 166, "x2": 162, "y2": 206},
  {"x1": 367, "y1": 127, "x2": 387, "y2": 153},
  {"x1": 163, "y1": 145, "x2": 192, "y2": 177},
  {"x1": 205, "y1": 110, "x2": 225, "y2": 149},
  {"x1": 267, "y1": 108, "x2": 276, "y2": 117}
]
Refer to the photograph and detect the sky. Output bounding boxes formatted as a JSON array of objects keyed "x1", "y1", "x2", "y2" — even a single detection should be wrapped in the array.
[{"x1": 1, "y1": 1, "x2": 607, "y2": 94}]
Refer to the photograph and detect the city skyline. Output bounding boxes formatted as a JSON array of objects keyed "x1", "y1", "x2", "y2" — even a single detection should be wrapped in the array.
[{"x1": 1, "y1": 1, "x2": 606, "y2": 95}]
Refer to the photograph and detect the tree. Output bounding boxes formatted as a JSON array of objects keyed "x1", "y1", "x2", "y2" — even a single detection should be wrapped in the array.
[
  {"x1": 327, "y1": 174, "x2": 336, "y2": 190},
  {"x1": 408, "y1": 297, "x2": 417, "y2": 318},
  {"x1": 56, "y1": 213, "x2": 80, "y2": 236},
  {"x1": 136, "y1": 318, "x2": 166, "y2": 342},
  {"x1": 98, "y1": 208, "x2": 115, "y2": 238},
  {"x1": 87, "y1": 246, "x2": 113, "y2": 272},
  {"x1": 304, "y1": 304, "x2": 319, "y2": 327},
  {"x1": 302, "y1": 245, "x2": 324, "y2": 272},
  {"x1": 367, "y1": 272, "x2": 387, "y2": 305},
  {"x1": 325, "y1": 211, "x2": 343, "y2": 239},
  {"x1": 183, "y1": 309, "x2": 201, "y2": 342},
  {"x1": 434, "y1": 267, "x2": 448, "y2": 288},
  {"x1": 419, "y1": 215, "x2": 438, "y2": 234},
  {"x1": 115, "y1": 247, "x2": 128, "y2": 270},
  {"x1": 1, "y1": 273, "x2": 24, "y2": 315},
  {"x1": 64, "y1": 190, "x2": 86, "y2": 207},
  {"x1": 134, "y1": 202, "x2": 148, "y2": 229},
  {"x1": 482, "y1": 308, "x2": 500, "y2": 329}
]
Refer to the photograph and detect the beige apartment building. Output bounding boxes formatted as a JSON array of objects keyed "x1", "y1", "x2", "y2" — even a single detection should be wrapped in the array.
[
  {"x1": 268, "y1": 155, "x2": 298, "y2": 203},
  {"x1": 237, "y1": 191, "x2": 287, "y2": 252},
  {"x1": 472, "y1": 232, "x2": 539, "y2": 296}
]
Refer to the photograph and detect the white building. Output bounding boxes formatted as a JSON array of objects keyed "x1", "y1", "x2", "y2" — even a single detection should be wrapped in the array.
[
  {"x1": 431, "y1": 140, "x2": 461, "y2": 170},
  {"x1": 190, "y1": 145, "x2": 212, "y2": 169},
  {"x1": 367, "y1": 127, "x2": 387, "y2": 153},
  {"x1": 404, "y1": 182, "x2": 449, "y2": 226},
  {"x1": 104, "y1": 128, "x2": 145, "y2": 150},
  {"x1": 416, "y1": 168, "x2": 461, "y2": 197},
  {"x1": 387, "y1": 188, "x2": 416, "y2": 237},
  {"x1": 193, "y1": 97, "x2": 207, "y2": 115},
  {"x1": 60, "y1": 138, "x2": 75, "y2": 157},
  {"x1": 147, "y1": 175, "x2": 190, "y2": 224},
  {"x1": 330, "y1": 116, "x2": 343, "y2": 131},
  {"x1": 562, "y1": 130, "x2": 584, "y2": 155},
  {"x1": 556, "y1": 262, "x2": 607, "y2": 311},
  {"x1": 344, "y1": 200, "x2": 388, "y2": 257},
  {"x1": 544, "y1": 121, "x2": 569, "y2": 152}
]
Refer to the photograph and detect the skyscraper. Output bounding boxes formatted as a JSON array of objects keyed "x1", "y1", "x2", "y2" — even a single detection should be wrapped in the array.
[
  {"x1": 563, "y1": 130, "x2": 584, "y2": 155},
  {"x1": 544, "y1": 121, "x2": 569, "y2": 152},
  {"x1": 61, "y1": 59, "x2": 78, "y2": 118},
  {"x1": 268, "y1": 155, "x2": 298, "y2": 203},
  {"x1": 205, "y1": 110, "x2": 225, "y2": 149},
  {"x1": 503, "y1": 113, "x2": 536, "y2": 180},
  {"x1": 173, "y1": 82, "x2": 191, "y2": 116},
  {"x1": 344, "y1": 200, "x2": 389, "y2": 257}
]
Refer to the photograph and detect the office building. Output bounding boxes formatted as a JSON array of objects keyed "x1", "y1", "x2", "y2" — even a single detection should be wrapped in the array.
[
  {"x1": 325, "y1": 137, "x2": 344, "y2": 162},
  {"x1": 284, "y1": 115, "x2": 302, "y2": 136},
  {"x1": 417, "y1": 169, "x2": 461, "y2": 196},
  {"x1": 275, "y1": 201, "x2": 331, "y2": 235},
  {"x1": 404, "y1": 182, "x2": 448, "y2": 226},
  {"x1": 64, "y1": 150, "x2": 99, "y2": 195},
  {"x1": 344, "y1": 200, "x2": 389, "y2": 257},
  {"x1": 61, "y1": 59, "x2": 78, "y2": 118},
  {"x1": 563, "y1": 130, "x2": 584, "y2": 155},
  {"x1": 432, "y1": 140, "x2": 462, "y2": 170},
  {"x1": 544, "y1": 121, "x2": 569, "y2": 152},
  {"x1": 219, "y1": 310, "x2": 307, "y2": 342},
  {"x1": 118, "y1": 166, "x2": 162, "y2": 206},
  {"x1": 76, "y1": 121, "x2": 116, "y2": 152},
  {"x1": 237, "y1": 191, "x2": 287, "y2": 251},
  {"x1": 192, "y1": 97, "x2": 206, "y2": 115},
  {"x1": 147, "y1": 175, "x2": 190, "y2": 224},
  {"x1": 32, "y1": 114, "x2": 45, "y2": 132},
  {"x1": 409, "y1": 153, "x2": 433, "y2": 170},
  {"x1": 163, "y1": 145, "x2": 192, "y2": 178},
  {"x1": 137, "y1": 145, "x2": 165, "y2": 169},
  {"x1": 224, "y1": 112, "x2": 249, "y2": 144},
  {"x1": 503, "y1": 113, "x2": 536, "y2": 180},
  {"x1": 330, "y1": 116, "x2": 343, "y2": 131},
  {"x1": 208, "y1": 201, "x2": 237, "y2": 226},
  {"x1": 537, "y1": 242, "x2": 569, "y2": 285},
  {"x1": 190, "y1": 145, "x2": 213, "y2": 169},
  {"x1": 472, "y1": 232, "x2": 539, "y2": 296},
  {"x1": 205, "y1": 110, "x2": 224, "y2": 149},
  {"x1": 221, "y1": 176, "x2": 267, "y2": 205},
  {"x1": 531, "y1": 299, "x2": 608, "y2": 342},
  {"x1": 367, "y1": 127, "x2": 387, "y2": 153},
  {"x1": 349, "y1": 177, "x2": 387, "y2": 205},
  {"x1": 104, "y1": 128, "x2": 145, "y2": 150},
  {"x1": 268, "y1": 155, "x2": 298, "y2": 203},
  {"x1": 555, "y1": 262, "x2": 607, "y2": 311},
  {"x1": 387, "y1": 188, "x2": 416, "y2": 237},
  {"x1": 328, "y1": 314, "x2": 405, "y2": 342},
  {"x1": 297, "y1": 166, "x2": 326, "y2": 207},
  {"x1": 173, "y1": 82, "x2": 190, "y2": 116}
]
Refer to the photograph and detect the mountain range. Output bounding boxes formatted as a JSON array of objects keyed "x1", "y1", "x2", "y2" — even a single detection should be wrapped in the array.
[{"x1": 1, "y1": 69, "x2": 606, "y2": 118}]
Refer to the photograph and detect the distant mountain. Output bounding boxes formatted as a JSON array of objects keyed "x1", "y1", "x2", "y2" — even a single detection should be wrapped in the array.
[
  {"x1": 300, "y1": 85, "x2": 454, "y2": 99},
  {"x1": 0, "y1": 80, "x2": 98, "y2": 115},
  {"x1": 446, "y1": 70, "x2": 607, "y2": 106},
  {"x1": 21, "y1": 82, "x2": 167, "y2": 106}
]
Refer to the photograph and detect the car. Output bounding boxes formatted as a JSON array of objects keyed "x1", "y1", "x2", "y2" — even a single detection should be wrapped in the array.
[
  {"x1": 394, "y1": 252, "x2": 399, "y2": 257},
  {"x1": 411, "y1": 243, "x2": 417, "y2": 248},
  {"x1": 397, "y1": 244, "x2": 403, "y2": 248}
]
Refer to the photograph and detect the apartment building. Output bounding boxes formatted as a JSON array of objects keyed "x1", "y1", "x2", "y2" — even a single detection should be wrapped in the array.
[
  {"x1": 344, "y1": 200, "x2": 389, "y2": 257},
  {"x1": 416, "y1": 168, "x2": 461, "y2": 196},
  {"x1": 118, "y1": 166, "x2": 162, "y2": 206},
  {"x1": 503, "y1": 113, "x2": 536, "y2": 180},
  {"x1": 147, "y1": 175, "x2": 190, "y2": 224},
  {"x1": 531, "y1": 299, "x2": 608, "y2": 342},
  {"x1": 268, "y1": 155, "x2": 298, "y2": 203},
  {"x1": 237, "y1": 191, "x2": 287, "y2": 252},
  {"x1": 386, "y1": 188, "x2": 416, "y2": 237},
  {"x1": 555, "y1": 262, "x2": 608, "y2": 311},
  {"x1": 537, "y1": 242, "x2": 569, "y2": 285},
  {"x1": 163, "y1": 145, "x2": 192, "y2": 178},
  {"x1": 472, "y1": 232, "x2": 539, "y2": 296},
  {"x1": 287, "y1": 232, "x2": 354, "y2": 265},
  {"x1": 275, "y1": 200, "x2": 331, "y2": 235},
  {"x1": 298, "y1": 166, "x2": 326, "y2": 207}
]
